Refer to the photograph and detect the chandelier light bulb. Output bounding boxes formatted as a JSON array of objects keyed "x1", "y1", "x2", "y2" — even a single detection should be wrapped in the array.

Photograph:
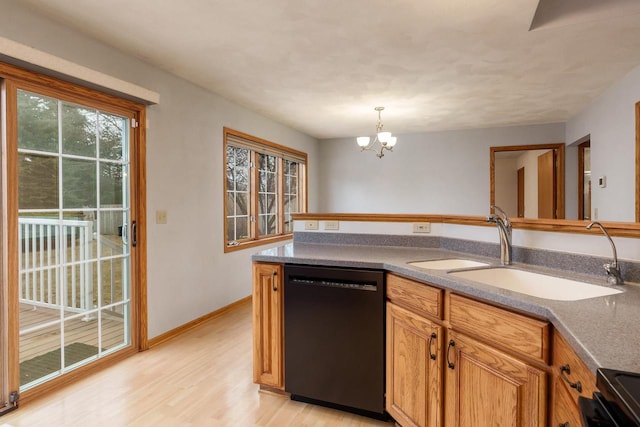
[
  {"x1": 357, "y1": 136, "x2": 371, "y2": 147},
  {"x1": 377, "y1": 132, "x2": 391, "y2": 143}
]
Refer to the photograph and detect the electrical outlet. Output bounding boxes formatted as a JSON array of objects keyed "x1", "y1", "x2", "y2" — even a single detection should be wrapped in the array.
[
  {"x1": 324, "y1": 221, "x2": 339, "y2": 230},
  {"x1": 412, "y1": 222, "x2": 431, "y2": 233},
  {"x1": 598, "y1": 176, "x2": 607, "y2": 188},
  {"x1": 304, "y1": 220, "x2": 319, "y2": 230},
  {"x1": 156, "y1": 210, "x2": 168, "y2": 224}
]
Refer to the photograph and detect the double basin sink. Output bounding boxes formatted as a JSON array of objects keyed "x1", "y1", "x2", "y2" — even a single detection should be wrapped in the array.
[{"x1": 408, "y1": 259, "x2": 622, "y2": 301}]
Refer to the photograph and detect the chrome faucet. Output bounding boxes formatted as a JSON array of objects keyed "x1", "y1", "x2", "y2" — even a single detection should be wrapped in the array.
[
  {"x1": 586, "y1": 221, "x2": 624, "y2": 285},
  {"x1": 487, "y1": 205, "x2": 512, "y2": 265}
]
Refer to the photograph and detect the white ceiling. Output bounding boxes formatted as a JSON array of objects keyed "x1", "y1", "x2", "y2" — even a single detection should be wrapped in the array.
[{"x1": 18, "y1": 0, "x2": 640, "y2": 139}]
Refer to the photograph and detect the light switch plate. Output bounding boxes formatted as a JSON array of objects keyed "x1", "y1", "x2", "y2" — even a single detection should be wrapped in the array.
[
  {"x1": 598, "y1": 176, "x2": 606, "y2": 188},
  {"x1": 324, "y1": 220, "x2": 339, "y2": 230},
  {"x1": 156, "y1": 210, "x2": 168, "y2": 224},
  {"x1": 304, "y1": 220, "x2": 319, "y2": 230},
  {"x1": 412, "y1": 222, "x2": 431, "y2": 233}
]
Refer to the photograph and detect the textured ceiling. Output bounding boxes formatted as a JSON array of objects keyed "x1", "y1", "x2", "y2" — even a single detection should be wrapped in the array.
[{"x1": 17, "y1": 0, "x2": 640, "y2": 139}]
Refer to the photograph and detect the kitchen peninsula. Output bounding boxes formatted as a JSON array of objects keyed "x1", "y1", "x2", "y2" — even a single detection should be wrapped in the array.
[{"x1": 252, "y1": 217, "x2": 640, "y2": 426}]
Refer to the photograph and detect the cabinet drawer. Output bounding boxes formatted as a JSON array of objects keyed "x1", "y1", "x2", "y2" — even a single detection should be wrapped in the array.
[
  {"x1": 552, "y1": 332, "x2": 597, "y2": 405},
  {"x1": 386, "y1": 273, "x2": 443, "y2": 319},
  {"x1": 449, "y1": 294, "x2": 550, "y2": 363}
]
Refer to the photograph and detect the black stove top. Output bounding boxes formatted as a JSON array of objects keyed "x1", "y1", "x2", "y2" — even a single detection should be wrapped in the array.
[
  {"x1": 617, "y1": 375, "x2": 640, "y2": 403},
  {"x1": 597, "y1": 368, "x2": 640, "y2": 425}
]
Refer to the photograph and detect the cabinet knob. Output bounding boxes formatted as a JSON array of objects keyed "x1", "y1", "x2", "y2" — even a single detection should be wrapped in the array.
[
  {"x1": 560, "y1": 364, "x2": 583, "y2": 393},
  {"x1": 272, "y1": 271, "x2": 278, "y2": 291},
  {"x1": 559, "y1": 423, "x2": 570, "y2": 427}
]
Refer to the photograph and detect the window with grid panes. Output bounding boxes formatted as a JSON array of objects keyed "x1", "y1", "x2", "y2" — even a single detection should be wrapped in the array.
[
  {"x1": 226, "y1": 145, "x2": 250, "y2": 242},
  {"x1": 224, "y1": 127, "x2": 307, "y2": 251},
  {"x1": 283, "y1": 159, "x2": 299, "y2": 233}
]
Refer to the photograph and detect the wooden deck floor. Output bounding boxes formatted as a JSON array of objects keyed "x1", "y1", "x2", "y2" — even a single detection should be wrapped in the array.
[{"x1": 19, "y1": 303, "x2": 126, "y2": 363}]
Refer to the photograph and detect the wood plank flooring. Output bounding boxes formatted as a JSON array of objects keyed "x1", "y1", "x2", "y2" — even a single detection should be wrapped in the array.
[{"x1": 3, "y1": 299, "x2": 394, "y2": 426}]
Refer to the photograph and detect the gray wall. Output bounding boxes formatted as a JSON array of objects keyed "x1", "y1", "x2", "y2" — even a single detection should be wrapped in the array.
[
  {"x1": 566, "y1": 63, "x2": 640, "y2": 222},
  {"x1": 318, "y1": 123, "x2": 565, "y2": 215},
  {"x1": 0, "y1": 0, "x2": 320, "y2": 338}
]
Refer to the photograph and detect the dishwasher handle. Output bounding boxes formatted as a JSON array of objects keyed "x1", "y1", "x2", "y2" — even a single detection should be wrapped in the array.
[{"x1": 288, "y1": 277, "x2": 377, "y2": 291}]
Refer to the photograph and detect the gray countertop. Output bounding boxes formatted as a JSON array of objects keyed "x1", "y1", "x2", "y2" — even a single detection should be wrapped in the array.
[{"x1": 253, "y1": 242, "x2": 640, "y2": 374}]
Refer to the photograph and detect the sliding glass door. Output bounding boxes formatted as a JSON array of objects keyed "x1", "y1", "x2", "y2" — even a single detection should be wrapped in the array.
[
  {"x1": 16, "y1": 88, "x2": 133, "y2": 389},
  {"x1": 0, "y1": 61, "x2": 145, "y2": 411}
]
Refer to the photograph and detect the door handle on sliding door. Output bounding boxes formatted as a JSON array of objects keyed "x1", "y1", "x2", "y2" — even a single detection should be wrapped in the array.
[{"x1": 132, "y1": 221, "x2": 137, "y2": 247}]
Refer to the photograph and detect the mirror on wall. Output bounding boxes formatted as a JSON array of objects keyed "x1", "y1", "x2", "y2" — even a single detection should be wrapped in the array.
[
  {"x1": 490, "y1": 143, "x2": 565, "y2": 220},
  {"x1": 487, "y1": 101, "x2": 640, "y2": 225},
  {"x1": 319, "y1": 100, "x2": 639, "y2": 232}
]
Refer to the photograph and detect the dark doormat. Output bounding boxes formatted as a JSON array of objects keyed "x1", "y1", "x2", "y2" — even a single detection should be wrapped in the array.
[{"x1": 20, "y1": 342, "x2": 99, "y2": 386}]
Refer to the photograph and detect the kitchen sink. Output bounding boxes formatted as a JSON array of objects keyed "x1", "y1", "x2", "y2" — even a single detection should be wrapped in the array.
[
  {"x1": 408, "y1": 259, "x2": 490, "y2": 270},
  {"x1": 449, "y1": 267, "x2": 623, "y2": 301}
]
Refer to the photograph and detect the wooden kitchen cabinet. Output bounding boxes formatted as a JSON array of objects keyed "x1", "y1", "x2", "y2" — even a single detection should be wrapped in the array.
[
  {"x1": 252, "y1": 262, "x2": 284, "y2": 390},
  {"x1": 387, "y1": 273, "x2": 443, "y2": 319},
  {"x1": 386, "y1": 302, "x2": 443, "y2": 427},
  {"x1": 444, "y1": 329, "x2": 547, "y2": 427},
  {"x1": 445, "y1": 293, "x2": 549, "y2": 427},
  {"x1": 386, "y1": 274, "x2": 548, "y2": 427},
  {"x1": 551, "y1": 377, "x2": 583, "y2": 427},
  {"x1": 386, "y1": 274, "x2": 444, "y2": 427},
  {"x1": 448, "y1": 293, "x2": 550, "y2": 364},
  {"x1": 550, "y1": 332, "x2": 598, "y2": 427}
]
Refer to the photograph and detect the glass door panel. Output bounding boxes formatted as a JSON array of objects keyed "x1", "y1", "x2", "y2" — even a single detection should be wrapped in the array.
[{"x1": 17, "y1": 89, "x2": 132, "y2": 390}]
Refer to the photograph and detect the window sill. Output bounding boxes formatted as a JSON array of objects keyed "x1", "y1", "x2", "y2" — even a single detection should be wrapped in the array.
[{"x1": 224, "y1": 234, "x2": 293, "y2": 253}]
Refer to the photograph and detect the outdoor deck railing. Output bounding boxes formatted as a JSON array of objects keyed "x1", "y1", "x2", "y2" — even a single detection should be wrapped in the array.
[{"x1": 18, "y1": 217, "x2": 94, "y2": 313}]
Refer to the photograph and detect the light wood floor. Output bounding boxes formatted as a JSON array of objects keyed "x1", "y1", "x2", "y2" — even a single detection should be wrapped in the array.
[{"x1": 3, "y1": 299, "x2": 394, "y2": 426}]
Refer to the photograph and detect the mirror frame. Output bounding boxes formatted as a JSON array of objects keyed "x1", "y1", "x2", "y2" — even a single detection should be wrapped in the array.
[
  {"x1": 636, "y1": 100, "x2": 640, "y2": 222},
  {"x1": 490, "y1": 143, "x2": 565, "y2": 219}
]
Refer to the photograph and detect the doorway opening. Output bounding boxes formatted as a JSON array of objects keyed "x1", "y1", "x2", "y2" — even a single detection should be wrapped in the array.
[{"x1": 578, "y1": 140, "x2": 591, "y2": 220}]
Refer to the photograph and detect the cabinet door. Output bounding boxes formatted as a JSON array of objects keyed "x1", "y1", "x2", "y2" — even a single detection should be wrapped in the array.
[
  {"x1": 252, "y1": 262, "x2": 284, "y2": 389},
  {"x1": 552, "y1": 333, "x2": 597, "y2": 405},
  {"x1": 551, "y1": 378, "x2": 582, "y2": 427},
  {"x1": 387, "y1": 302, "x2": 443, "y2": 427},
  {"x1": 444, "y1": 331, "x2": 546, "y2": 427}
]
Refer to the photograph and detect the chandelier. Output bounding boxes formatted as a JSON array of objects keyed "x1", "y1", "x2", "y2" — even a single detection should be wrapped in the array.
[{"x1": 356, "y1": 106, "x2": 397, "y2": 158}]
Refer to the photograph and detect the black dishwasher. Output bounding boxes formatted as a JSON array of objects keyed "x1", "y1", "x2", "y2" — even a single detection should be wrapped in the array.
[{"x1": 284, "y1": 264, "x2": 385, "y2": 419}]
